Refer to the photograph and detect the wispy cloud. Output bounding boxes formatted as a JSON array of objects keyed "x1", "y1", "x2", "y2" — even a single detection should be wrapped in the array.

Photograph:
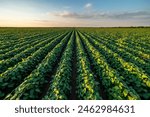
[
  {"x1": 52, "y1": 10, "x2": 150, "y2": 21},
  {"x1": 54, "y1": 11, "x2": 79, "y2": 17},
  {"x1": 84, "y1": 3, "x2": 92, "y2": 9},
  {"x1": 112, "y1": 11, "x2": 150, "y2": 19},
  {"x1": 0, "y1": 0, "x2": 149, "y2": 27},
  {"x1": 34, "y1": 19, "x2": 50, "y2": 22}
]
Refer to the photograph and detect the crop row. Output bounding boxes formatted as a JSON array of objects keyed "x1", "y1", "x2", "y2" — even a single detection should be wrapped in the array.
[
  {"x1": 0, "y1": 32, "x2": 71, "y2": 99},
  {"x1": 0, "y1": 28, "x2": 149, "y2": 100}
]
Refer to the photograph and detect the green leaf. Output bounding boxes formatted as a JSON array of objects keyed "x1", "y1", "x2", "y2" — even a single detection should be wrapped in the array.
[
  {"x1": 146, "y1": 81, "x2": 150, "y2": 87},
  {"x1": 123, "y1": 89, "x2": 128, "y2": 97}
]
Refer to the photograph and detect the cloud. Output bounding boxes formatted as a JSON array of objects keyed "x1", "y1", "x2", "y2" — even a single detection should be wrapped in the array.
[
  {"x1": 84, "y1": 3, "x2": 92, "y2": 9},
  {"x1": 45, "y1": 10, "x2": 150, "y2": 27},
  {"x1": 54, "y1": 10, "x2": 91, "y2": 18},
  {"x1": 53, "y1": 10, "x2": 150, "y2": 21},
  {"x1": 110, "y1": 11, "x2": 150, "y2": 19},
  {"x1": 34, "y1": 19, "x2": 50, "y2": 22},
  {"x1": 54, "y1": 11, "x2": 79, "y2": 17}
]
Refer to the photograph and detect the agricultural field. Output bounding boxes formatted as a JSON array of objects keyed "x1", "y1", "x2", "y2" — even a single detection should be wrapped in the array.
[{"x1": 0, "y1": 27, "x2": 150, "y2": 100}]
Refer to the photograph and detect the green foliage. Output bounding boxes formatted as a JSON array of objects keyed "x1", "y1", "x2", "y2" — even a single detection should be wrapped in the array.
[{"x1": 0, "y1": 27, "x2": 149, "y2": 100}]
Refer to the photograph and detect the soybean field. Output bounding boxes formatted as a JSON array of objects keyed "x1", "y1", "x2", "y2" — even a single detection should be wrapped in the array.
[{"x1": 0, "y1": 27, "x2": 150, "y2": 100}]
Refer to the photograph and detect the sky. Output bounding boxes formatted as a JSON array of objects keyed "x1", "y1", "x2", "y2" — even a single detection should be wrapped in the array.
[{"x1": 0, "y1": 0, "x2": 150, "y2": 27}]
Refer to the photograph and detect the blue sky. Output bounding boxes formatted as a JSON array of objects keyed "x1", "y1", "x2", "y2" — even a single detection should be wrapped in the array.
[{"x1": 0, "y1": 0, "x2": 150, "y2": 27}]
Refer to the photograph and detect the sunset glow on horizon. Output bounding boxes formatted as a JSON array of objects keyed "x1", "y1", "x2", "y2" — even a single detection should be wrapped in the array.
[{"x1": 0, "y1": 0, "x2": 150, "y2": 27}]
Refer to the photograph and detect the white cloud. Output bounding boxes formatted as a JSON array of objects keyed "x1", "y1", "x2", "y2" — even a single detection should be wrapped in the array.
[
  {"x1": 42, "y1": 10, "x2": 150, "y2": 27},
  {"x1": 52, "y1": 10, "x2": 150, "y2": 21},
  {"x1": 55, "y1": 11, "x2": 75, "y2": 17},
  {"x1": 84, "y1": 3, "x2": 92, "y2": 9}
]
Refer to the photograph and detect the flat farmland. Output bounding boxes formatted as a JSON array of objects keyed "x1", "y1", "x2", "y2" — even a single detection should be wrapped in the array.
[{"x1": 0, "y1": 27, "x2": 150, "y2": 100}]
